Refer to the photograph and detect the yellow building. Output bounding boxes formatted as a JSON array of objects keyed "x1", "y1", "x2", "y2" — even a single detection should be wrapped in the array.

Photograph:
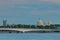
[{"x1": 37, "y1": 19, "x2": 43, "y2": 26}]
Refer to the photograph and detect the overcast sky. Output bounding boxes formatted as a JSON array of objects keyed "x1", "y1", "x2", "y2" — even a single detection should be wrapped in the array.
[{"x1": 0, "y1": 0, "x2": 60, "y2": 25}]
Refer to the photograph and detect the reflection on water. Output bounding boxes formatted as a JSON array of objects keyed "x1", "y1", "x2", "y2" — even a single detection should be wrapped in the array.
[{"x1": 0, "y1": 33, "x2": 60, "y2": 40}]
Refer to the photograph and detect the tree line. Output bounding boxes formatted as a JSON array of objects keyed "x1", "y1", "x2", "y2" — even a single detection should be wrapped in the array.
[{"x1": 0, "y1": 24, "x2": 60, "y2": 29}]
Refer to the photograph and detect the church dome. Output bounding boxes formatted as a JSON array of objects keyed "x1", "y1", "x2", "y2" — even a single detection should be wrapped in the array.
[{"x1": 37, "y1": 18, "x2": 43, "y2": 26}]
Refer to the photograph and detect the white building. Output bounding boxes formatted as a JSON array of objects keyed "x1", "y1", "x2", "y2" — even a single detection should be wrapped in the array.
[{"x1": 46, "y1": 21, "x2": 52, "y2": 26}]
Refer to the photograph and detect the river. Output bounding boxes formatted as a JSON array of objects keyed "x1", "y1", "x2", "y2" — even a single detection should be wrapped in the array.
[{"x1": 0, "y1": 33, "x2": 60, "y2": 40}]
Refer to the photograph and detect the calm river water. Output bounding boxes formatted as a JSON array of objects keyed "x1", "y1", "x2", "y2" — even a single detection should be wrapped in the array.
[{"x1": 0, "y1": 33, "x2": 60, "y2": 40}]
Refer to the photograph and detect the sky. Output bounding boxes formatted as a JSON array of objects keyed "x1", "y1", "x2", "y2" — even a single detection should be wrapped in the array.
[{"x1": 0, "y1": 0, "x2": 60, "y2": 25}]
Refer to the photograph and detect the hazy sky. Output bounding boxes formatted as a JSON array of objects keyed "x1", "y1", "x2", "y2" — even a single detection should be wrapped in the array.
[{"x1": 0, "y1": 0, "x2": 60, "y2": 25}]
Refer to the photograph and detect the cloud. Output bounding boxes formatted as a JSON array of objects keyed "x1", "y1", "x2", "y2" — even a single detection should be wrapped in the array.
[
  {"x1": 0, "y1": 0, "x2": 60, "y2": 4},
  {"x1": 8, "y1": 0, "x2": 60, "y2": 4},
  {"x1": 40, "y1": 0, "x2": 60, "y2": 3},
  {"x1": 13, "y1": 6, "x2": 30, "y2": 8}
]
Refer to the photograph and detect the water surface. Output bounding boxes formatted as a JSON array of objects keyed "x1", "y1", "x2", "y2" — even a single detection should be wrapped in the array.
[{"x1": 0, "y1": 33, "x2": 60, "y2": 40}]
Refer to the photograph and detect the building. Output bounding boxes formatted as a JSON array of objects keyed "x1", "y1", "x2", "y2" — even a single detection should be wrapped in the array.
[
  {"x1": 46, "y1": 21, "x2": 52, "y2": 26},
  {"x1": 37, "y1": 18, "x2": 43, "y2": 26},
  {"x1": 3, "y1": 20, "x2": 7, "y2": 26}
]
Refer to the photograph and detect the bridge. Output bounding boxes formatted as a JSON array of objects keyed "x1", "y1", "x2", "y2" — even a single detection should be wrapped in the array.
[{"x1": 0, "y1": 28, "x2": 60, "y2": 33}]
